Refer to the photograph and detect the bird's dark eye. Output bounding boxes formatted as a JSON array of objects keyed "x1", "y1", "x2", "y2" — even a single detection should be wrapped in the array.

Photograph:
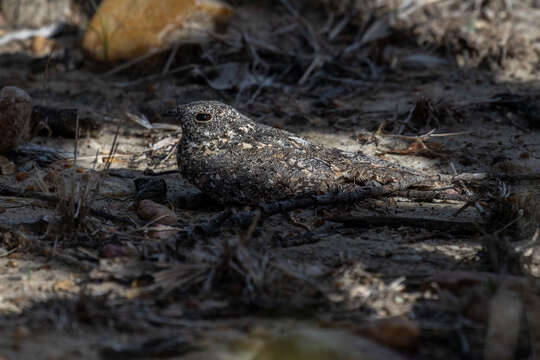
[{"x1": 195, "y1": 113, "x2": 212, "y2": 123}]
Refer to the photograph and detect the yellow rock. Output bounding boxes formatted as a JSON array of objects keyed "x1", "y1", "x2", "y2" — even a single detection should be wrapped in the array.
[{"x1": 82, "y1": 0, "x2": 233, "y2": 62}]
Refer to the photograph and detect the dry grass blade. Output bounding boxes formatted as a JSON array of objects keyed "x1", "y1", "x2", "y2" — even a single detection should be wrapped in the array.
[
  {"x1": 279, "y1": 0, "x2": 326, "y2": 85},
  {"x1": 151, "y1": 223, "x2": 327, "y2": 304},
  {"x1": 44, "y1": 117, "x2": 122, "y2": 243},
  {"x1": 152, "y1": 264, "x2": 211, "y2": 295}
]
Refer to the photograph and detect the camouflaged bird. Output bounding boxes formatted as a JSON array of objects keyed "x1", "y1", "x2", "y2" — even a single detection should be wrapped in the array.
[{"x1": 175, "y1": 101, "x2": 449, "y2": 205}]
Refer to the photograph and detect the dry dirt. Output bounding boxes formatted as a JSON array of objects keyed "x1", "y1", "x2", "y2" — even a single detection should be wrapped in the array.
[{"x1": 0, "y1": 1, "x2": 540, "y2": 359}]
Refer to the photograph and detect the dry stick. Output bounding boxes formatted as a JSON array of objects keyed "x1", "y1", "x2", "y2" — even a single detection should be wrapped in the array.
[
  {"x1": 387, "y1": 129, "x2": 471, "y2": 141},
  {"x1": 105, "y1": 30, "x2": 208, "y2": 78},
  {"x1": 0, "y1": 225, "x2": 98, "y2": 270},
  {"x1": 320, "y1": 10, "x2": 336, "y2": 35},
  {"x1": 212, "y1": 30, "x2": 299, "y2": 59},
  {"x1": 103, "y1": 48, "x2": 165, "y2": 77},
  {"x1": 247, "y1": 74, "x2": 275, "y2": 105},
  {"x1": 384, "y1": 129, "x2": 472, "y2": 156},
  {"x1": 102, "y1": 27, "x2": 209, "y2": 77},
  {"x1": 0, "y1": 181, "x2": 57, "y2": 203},
  {"x1": 0, "y1": 247, "x2": 19, "y2": 258},
  {"x1": 279, "y1": 0, "x2": 325, "y2": 85},
  {"x1": 70, "y1": 109, "x2": 80, "y2": 218},
  {"x1": 30, "y1": 235, "x2": 97, "y2": 271},
  {"x1": 0, "y1": 182, "x2": 131, "y2": 225},
  {"x1": 299, "y1": 54, "x2": 324, "y2": 85},
  {"x1": 328, "y1": 15, "x2": 351, "y2": 40},
  {"x1": 114, "y1": 64, "x2": 195, "y2": 88},
  {"x1": 390, "y1": 188, "x2": 471, "y2": 202},
  {"x1": 161, "y1": 42, "x2": 180, "y2": 76},
  {"x1": 242, "y1": 32, "x2": 268, "y2": 69},
  {"x1": 189, "y1": 186, "x2": 392, "y2": 236},
  {"x1": 185, "y1": 170, "x2": 502, "y2": 237},
  {"x1": 423, "y1": 172, "x2": 490, "y2": 184},
  {"x1": 396, "y1": 102, "x2": 416, "y2": 135}
]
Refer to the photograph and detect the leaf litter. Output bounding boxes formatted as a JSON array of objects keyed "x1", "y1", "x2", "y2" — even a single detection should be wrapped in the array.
[{"x1": 0, "y1": 0, "x2": 539, "y2": 359}]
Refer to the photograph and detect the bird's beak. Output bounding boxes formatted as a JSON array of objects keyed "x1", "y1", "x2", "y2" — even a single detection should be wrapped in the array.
[{"x1": 162, "y1": 108, "x2": 178, "y2": 117}]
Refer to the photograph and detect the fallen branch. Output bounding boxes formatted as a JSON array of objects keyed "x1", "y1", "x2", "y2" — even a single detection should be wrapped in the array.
[
  {"x1": 0, "y1": 181, "x2": 132, "y2": 225},
  {"x1": 390, "y1": 189, "x2": 471, "y2": 202},
  {"x1": 0, "y1": 227, "x2": 97, "y2": 271},
  {"x1": 186, "y1": 186, "x2": 392, "y2": 237},
  {"x1": 181, "y1": 170, "x2": 508, "y2": 238}
]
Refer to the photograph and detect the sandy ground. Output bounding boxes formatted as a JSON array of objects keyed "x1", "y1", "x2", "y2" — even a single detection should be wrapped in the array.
[{"x1": 0, "y1": 1, "x2": 539, "y2": 359}]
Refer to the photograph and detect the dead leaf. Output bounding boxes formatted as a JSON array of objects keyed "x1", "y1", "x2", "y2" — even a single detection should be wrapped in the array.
[
  {"x1": 15, "y1": 171, "x2": 30, "y2": 181},
  {"x1": 53, "y1": 279, "x2": 76, "y2": 292}
]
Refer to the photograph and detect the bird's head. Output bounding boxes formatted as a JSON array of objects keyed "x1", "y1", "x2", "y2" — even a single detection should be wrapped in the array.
[{"x1": 172, "y1": 101, "x2": 254, "y2": 143}]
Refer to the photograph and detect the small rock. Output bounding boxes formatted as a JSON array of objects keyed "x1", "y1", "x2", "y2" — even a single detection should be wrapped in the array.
[
  {"x1": 82, "y1": 0, "x2": 233, "y2": 62},
  {"x1": 137, "y1": 199, "x2": 178, "y2": 225},
  {"x1": 0, "y1": 87, "x2": 33, "y2": 153}
]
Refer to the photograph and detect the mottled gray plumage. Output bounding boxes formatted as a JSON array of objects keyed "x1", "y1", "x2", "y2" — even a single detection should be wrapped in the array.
[{"x1": 175, "y1": 101, "x2": 433, "y2": 205}]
